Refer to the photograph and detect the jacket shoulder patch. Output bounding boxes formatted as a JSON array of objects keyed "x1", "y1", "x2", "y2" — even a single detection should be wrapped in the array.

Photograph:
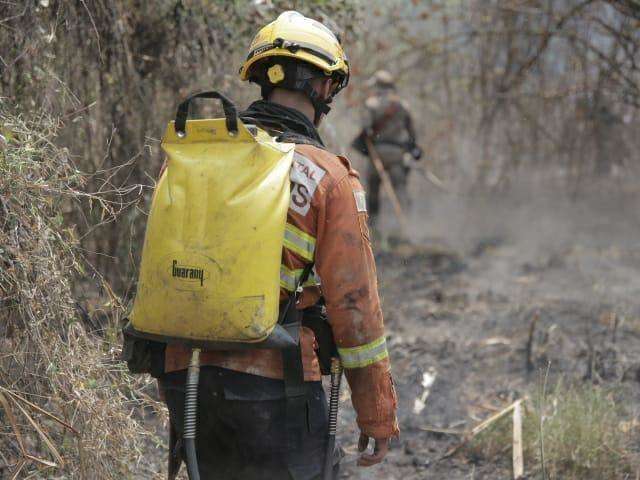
[
  {"x1": 290, "y1": 152, "x2": 326, "y2": 216},
  {"x1": 354, "y1": 190, "x2": 367, "y2": 212}
]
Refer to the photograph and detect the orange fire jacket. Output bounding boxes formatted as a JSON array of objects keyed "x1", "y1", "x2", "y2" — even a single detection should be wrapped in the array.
[{"x1": 165, "y1": 143, "x2": 399, "y2": 439}]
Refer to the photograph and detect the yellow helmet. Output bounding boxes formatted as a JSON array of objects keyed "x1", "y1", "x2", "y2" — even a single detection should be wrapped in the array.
[
  {"x1": 240, "y1": 11, "x2": 349, "y2": 86},
  {"x1": 240, "y1": 11, "x2": 349, "y2": 120}
]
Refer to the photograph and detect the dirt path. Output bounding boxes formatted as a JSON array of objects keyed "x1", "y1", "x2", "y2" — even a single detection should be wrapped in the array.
[{"x1": 338, "y1": 190, "x2": 640, "y2": 479}]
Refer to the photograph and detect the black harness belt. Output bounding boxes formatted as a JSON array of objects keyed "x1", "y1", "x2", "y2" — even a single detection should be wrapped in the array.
[{"x1": 279, "y1": 263, "x2": 314, "y2": 449}]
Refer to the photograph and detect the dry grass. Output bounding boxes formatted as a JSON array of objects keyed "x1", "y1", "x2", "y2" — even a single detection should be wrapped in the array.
[
  {"x1": 465, "y1": 380, "x2": 638, "y2": 479},
  {"x1": 0, "y1": 107, "x2": 163, "y2": 479}
]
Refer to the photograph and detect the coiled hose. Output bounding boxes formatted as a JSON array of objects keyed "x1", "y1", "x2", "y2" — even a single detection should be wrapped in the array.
[
  {"x1": 323, "y1": 357, "x2": 343, "y2": 480},
  {"x1": 184, "y1": 348, "x2": 201, "y2": 480}
]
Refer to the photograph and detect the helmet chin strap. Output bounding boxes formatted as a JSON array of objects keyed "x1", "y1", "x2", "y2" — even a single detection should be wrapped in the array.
[
  {"x1": 261, "y1": 83, "x2": 331, "y2": 125},
  {"x1": 257, "y1": 62, "x2": 333, "y2": 125},
  {"x1": 300, "y1": 81, "x2": 331, "y2": 125}
]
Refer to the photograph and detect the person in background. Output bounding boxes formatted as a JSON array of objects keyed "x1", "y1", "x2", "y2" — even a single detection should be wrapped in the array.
[{"x1": 353, "y1": 70, "x2": 422, "y2": 227}]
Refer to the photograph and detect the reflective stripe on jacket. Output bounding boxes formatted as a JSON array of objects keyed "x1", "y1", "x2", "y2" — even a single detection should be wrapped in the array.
[{"x1": 165, "y1": 143, "x2": 399, "y2": 439}]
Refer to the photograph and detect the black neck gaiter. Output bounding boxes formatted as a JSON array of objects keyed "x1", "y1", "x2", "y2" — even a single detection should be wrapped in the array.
[{"x1": 240, "y1": 100, "x2": 325, "y2": 148}]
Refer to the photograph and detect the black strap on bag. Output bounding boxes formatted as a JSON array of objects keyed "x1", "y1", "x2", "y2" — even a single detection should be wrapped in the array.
[
  {"x1": 301, "y1": 301, "x2": 336, "y2": 375},
  {"x1": 167, "y1": 418, "x2": 182, "y2": 480},
  {"x1": 174, "y1": 90, "x2": 239, "y2": 137},
  {"x1": 121, "y1": 328, "x2": 166, "y2": 378},
  {"x1": 280, "y1": 263, "x2": 314, "y2": 447}
]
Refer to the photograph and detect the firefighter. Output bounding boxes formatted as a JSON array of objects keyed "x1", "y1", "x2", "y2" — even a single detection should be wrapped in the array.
[
  {"x1": 159, "y1": 11, "x2": 398, "y2": 480},
  {"x1": 354, "y1": 70, "x2": 422, "y2": 224}
]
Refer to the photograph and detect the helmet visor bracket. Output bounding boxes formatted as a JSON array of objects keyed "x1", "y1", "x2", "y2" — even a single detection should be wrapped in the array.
[{"x1": 245, "y1": 39, "x2": 339, "y2": 72}]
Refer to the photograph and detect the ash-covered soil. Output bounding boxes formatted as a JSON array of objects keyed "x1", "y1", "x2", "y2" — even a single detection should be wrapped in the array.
[{"x1": 338, "y1": 189, "x2": 640, "y2": 479}]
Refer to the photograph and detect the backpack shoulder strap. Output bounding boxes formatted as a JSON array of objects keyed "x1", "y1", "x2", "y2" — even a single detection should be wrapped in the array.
[{"x1": 279, "y1": 262, "x2": 314, "y2": 327}]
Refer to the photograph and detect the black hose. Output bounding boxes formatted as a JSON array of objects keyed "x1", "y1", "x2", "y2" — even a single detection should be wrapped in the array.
[
  {"x1": 184, "y1": 349, "x2": 201, "y2": 480},
  {"x1": 323, "y1": 435, "x2": 336, "y2": 480},
  {"x1": 323, "y1": 358, "x2": 343, "y2": 480},
  {"x1": 184, "y1": 439, "x2": 199, "y2": 480}
]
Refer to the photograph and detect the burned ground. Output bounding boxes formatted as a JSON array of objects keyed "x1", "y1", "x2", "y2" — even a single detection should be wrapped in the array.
[{"x1": 337, "y1": 187, "x2": 640, "y2": 479}]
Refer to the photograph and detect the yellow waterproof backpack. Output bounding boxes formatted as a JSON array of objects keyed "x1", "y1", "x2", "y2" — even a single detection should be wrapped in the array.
[{"x1": 127, "y1": 91, "x2": 297, "y2": 349}]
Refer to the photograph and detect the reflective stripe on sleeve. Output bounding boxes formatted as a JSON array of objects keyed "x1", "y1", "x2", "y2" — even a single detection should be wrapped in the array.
[
  {"x1": 283, "y1": 223, "x2": 316, "y2": 262},
  {"x1": 337, "y1": 336, "x2": 389, "y2": 369},
  {"x1": 280, "y1": 265, "x2": 320, "y2": 291}
]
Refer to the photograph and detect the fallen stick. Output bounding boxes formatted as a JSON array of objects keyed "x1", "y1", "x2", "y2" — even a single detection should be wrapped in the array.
[
  {"x1": 472, "y1": 402, "x2": 502, "y2": 413},
  {"x1": 9, "y1": 458, "x2": 26, "y2": 480},
  {"x1": 12, "y1": 397, "x2": 64, "y2": 467},
  {"x1": 0, "y1": 392, "x2": 25, "y2": 453},
  {"x1": 0, "y1": 386, "x2": 79, "y2": 434},
  {"x1": 418, "y1": 425, "x2": 465, "y2": 435},
  {"x1": 470, "y1": 399, "x2": 522, "y2": 437},
  {"x1": 441, "y1": 398, "x2": 524, "y2": 460},
  {"x1": 513, "y1": 400, "x2": 524, "y2": 479}
]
